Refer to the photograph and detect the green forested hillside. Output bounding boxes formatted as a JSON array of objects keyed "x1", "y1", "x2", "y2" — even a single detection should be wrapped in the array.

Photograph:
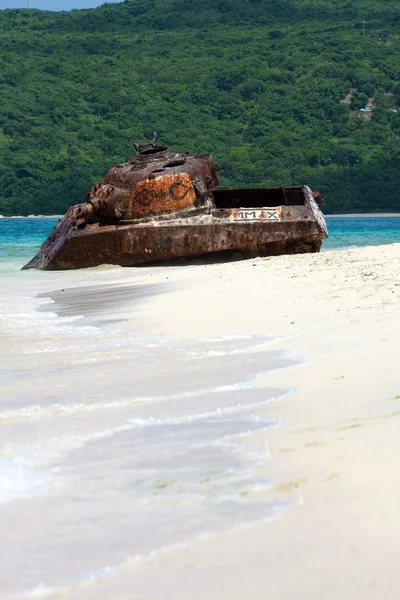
[{"x1": 0, "y1": 0, "x2": 400, "y2": 215}]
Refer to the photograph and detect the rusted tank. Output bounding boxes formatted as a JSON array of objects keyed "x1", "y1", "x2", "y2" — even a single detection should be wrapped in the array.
[{"x1": 23, "y1": 138, "x2": 328, "y2": 270}]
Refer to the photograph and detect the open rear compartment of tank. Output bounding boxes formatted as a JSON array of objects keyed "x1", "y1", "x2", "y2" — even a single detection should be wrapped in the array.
[{"x1": 212, "y1": 186, "x2": 306, "y2": 209}]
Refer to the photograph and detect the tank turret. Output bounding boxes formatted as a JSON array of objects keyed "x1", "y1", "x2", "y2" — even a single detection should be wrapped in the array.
[{"x1": 77, "y1": 137, "x2": 219, "y2": 222}]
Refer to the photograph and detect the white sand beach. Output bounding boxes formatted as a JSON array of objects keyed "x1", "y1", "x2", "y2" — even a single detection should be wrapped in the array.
[
  {"x1": 73, "y1": 243, "x2": 400, "y2": 599},
  {"x1": 2, "y1": 242, "x2": 400, "y2": 599}
]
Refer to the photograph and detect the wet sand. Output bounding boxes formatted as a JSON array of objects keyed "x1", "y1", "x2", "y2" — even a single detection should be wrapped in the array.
[
  {"x1": 2, "y1": 260, "x2": 296, "y2": 598},
  {"x1": 3, "y1": 243, "x2": 400, "y2": 599}
]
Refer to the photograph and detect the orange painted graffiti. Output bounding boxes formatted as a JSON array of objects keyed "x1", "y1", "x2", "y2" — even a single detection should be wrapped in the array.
[{"x1": 130, "y1": 173, "x2": 196, "y2": 216}]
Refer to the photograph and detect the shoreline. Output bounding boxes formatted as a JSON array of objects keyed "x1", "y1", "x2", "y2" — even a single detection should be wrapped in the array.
[
  {"x1": 60, "y1": 243, "x2": 400, "y2": 599},
  {"x1": 0, "y1": 215, "x2": 63, "y2": 219}
]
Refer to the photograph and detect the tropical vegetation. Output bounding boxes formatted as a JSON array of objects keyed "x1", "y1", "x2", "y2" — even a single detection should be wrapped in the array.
[{"x1": 0, "y1": 0, "x2": 400, "y2": 215}]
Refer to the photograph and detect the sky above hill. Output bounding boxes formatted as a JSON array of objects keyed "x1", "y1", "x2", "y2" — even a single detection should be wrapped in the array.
[{"x1": 0, "y1": 0, "x2": 122, "y2": 9}]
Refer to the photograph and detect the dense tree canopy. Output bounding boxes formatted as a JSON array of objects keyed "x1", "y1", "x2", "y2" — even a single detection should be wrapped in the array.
[{"x1": 0, "y1": 0, "x2": 400, "y2": 215}]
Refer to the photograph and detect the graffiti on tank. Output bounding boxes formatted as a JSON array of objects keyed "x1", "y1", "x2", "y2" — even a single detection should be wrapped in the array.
[
  {"x1": 229, "y1": 208, "x2": 281, "y2": 222},
  {"x1": 135, "y1": 174, "x2": 195, "y2": 208}
]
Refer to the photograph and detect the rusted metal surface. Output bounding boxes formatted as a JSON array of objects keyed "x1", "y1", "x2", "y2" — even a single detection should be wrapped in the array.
[
  {"x1": 130, "y1": 173, "x2": 196, "y2": 217},
  {"x1": 94, "y1": 146, "x2": 218, "y2": 220},
  {"x1": 23, "y1": 139, "x2": 328, "y2": 271}
]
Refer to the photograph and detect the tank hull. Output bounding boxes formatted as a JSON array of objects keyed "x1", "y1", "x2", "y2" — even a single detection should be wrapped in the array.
[{"x1": 23, "y1": 197, "x2": 328, "y2": 271}]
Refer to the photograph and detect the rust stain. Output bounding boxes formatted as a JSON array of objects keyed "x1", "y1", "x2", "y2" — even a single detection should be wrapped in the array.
[{"x1": 128, "y1": 173, "x2": 196, "y2": 218}]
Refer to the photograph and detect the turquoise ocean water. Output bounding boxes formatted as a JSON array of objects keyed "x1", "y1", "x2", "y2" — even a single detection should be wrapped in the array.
[{"x1": 0, "y1": 215, "x2": 399, "y2": 267}]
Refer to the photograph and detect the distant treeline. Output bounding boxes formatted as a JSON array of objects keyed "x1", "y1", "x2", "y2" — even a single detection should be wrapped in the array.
[{"x1": 0, "y1": 0, "x2": 400, "y2": 215}]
